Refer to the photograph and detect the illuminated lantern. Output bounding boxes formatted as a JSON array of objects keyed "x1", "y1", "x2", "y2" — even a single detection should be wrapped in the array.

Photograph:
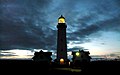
[{"x1": 58, "y1": 15, "x2": 65, "y2": 23}]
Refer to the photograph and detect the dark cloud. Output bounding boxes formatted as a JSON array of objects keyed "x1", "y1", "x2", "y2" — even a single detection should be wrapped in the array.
[
  {"x1": 0, "y1": 0, "x2": 120, "y2": 52},
  {"x1": 68, "y1": 46, "x2": 84, "y2": 51},
  {"x1": 96, "y1": 16, "x2": 120, "y2": 32},
  {"x1": 0, "y1": 19, "x2": 56, "y2": 50},
  {"x1": 114, "y1": 0, "x2": 120, "y2": 7},
  {"x1": 67, "y1": 24, "x2": 100, "y2": 44},
  {"x1": 66, "y1": 0, "x2": 120, "y2": 47},
  {"x1": 0, "y1": 0, "x2": 57, "y2": 50}
]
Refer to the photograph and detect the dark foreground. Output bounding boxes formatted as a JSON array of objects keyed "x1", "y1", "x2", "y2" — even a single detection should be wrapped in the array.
[{"x1": 0, "y1": 59, "x2": 120, "y2": 75}]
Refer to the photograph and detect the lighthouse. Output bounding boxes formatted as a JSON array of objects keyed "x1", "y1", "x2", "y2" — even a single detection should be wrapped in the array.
[{"x1": 56, "y1": 15, "x2": 68, "y2": 64}]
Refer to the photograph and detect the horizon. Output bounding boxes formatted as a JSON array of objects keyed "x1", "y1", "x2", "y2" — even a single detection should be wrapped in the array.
[{"x1": 0, "y1": 49, "x2": 119, "y2": 61}]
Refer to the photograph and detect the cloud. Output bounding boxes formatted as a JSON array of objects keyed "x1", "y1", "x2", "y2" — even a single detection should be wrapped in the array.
[
  {"x1": 96, "y1": 16, "x2": 120, "y2": 32},
  {"x1": 68, "y1": 46, "x2": 85, "y2": 51},
  {"x1": 0, "y1": 0, "x2": 57, "y2": 50},
  {"x1": 0, "y1": 0, "x2": 120, "y2": 52},
  {"x1": 67, "y1": 24, "x2": 100, "y2": 44}
]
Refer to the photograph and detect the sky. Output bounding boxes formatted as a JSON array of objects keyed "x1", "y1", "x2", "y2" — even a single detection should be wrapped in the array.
[{"x1": 0, "y1": 0, "x2": 120, "y2": 60}]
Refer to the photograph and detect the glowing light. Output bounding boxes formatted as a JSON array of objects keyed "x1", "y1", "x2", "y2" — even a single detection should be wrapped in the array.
[
  {"x1": 69, "y1": 62, "x2": 71, "y2": 66},
  {"x1": 58, "y1": 15, "x2": 65, "y2": 23},
  {"x1": 76, "y1": 52, "x2": 80, "y2": 56},
  {"x1": 58, "y1": 18, "x2": 65, "y2": 23},
  {"x1": 60, "y1": 58, "x2": 64, "y2": 64}
]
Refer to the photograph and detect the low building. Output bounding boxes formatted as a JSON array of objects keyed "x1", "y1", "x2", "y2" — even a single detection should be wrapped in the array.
[
  {"x1": 72, "y1": 50, "x2": 91, "y2": 68},
  {"x1": 32, "y1": 50, "x2": 52, "y2": 64}
]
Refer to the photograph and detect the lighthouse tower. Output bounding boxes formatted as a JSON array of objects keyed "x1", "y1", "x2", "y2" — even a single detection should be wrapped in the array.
[{"x1": 56, "y1": 15, "x2": 68, "y2": 64}]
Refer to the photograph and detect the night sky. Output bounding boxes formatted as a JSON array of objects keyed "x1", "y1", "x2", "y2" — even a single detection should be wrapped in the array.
[{"x1": 0, "y1": 0, "x2": 120, "y2": 59}]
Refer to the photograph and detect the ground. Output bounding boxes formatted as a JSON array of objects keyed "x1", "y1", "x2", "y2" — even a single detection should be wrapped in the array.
[{"x1": 0, "y1": 59, "x2": 120, "y2": 75}]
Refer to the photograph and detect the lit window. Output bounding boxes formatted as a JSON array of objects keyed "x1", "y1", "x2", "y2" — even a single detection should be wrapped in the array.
[{"x1": 76, "y1": 52, "x2": 80, "y2": 56}]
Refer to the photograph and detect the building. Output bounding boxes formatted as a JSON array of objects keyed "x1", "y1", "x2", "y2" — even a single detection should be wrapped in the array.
[
  {"x1": 32, "y1": 50, "x2": 52, "y2": 64},
  {"x1": 72, "y1": 50, "x2": 91, "y2": 62},
  {"x1": 54, "y1": 15, "x2": 69, "y2": 65},
  {"x1": 72, "y1": 50, "x2": 91, "y2": 68}
]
